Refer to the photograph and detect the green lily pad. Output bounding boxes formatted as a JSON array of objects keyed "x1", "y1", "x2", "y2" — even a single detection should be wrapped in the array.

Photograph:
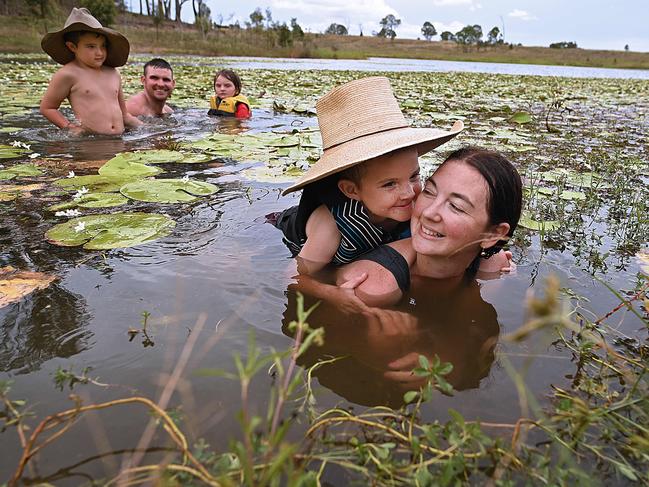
[
  {"x1": 117, "y1": 150, "x2": 185, "y2": 164},
  {"x1": 510, "y1": 111, "x2": 533, "y2": 124},
  {"x1": 120, "y1": 179, "x2": 219, "y2": 203},
  {"x1": 0, "y1": 163, "x2": 42, "y2": 180},
  {"x1": 55, "y1": 175, "x2": 131, "y2": 193},
  {"x1": 45, "y1": 212, "x2": 176, "y2": 250},
  {"x1": 98, "y1": 155, "x2": 162, "y2": 178},
  {"x1": 0, "y1": 144, "x2": 29, "y2": 159},
  {"x1": 175, "y1": 153, "x2": 214, "y2": 164},
  {"x1": 519, "y1": 212, "x2": 560, "y2": 231},
  {"x1": 0, "y1": 127, "x2": 22, "y2": 134},
  {"x1": 47, "y1": 192, "x2": 128, "y2": 211},
  {"x1": 559, "y1": 190, "x2": 586, "y2": 201}
]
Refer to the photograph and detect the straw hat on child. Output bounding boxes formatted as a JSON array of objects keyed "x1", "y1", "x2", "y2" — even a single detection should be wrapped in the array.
[
  {"x1": 41, "y1": 7, "x2": 130, "y2": 68},
  {"x1": 282, "y1": 76, "x2": 464, "y2": 195}
]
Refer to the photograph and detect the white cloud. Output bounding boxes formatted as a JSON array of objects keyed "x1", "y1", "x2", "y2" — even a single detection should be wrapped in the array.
[
  {"x1": 508, "y1": 9, "x2": 537, "y2": 21},
  {"x1": 432, "y1": 0, "x2": 473, "y2": 5}
]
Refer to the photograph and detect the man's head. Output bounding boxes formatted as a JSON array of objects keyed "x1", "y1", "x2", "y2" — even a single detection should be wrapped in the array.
[
  {"x1": 64, "y1": 31, "x2": 107, "y2": 69},
  {"x1": 141, "y1": 58, "x2": 175, "y2": 102}
]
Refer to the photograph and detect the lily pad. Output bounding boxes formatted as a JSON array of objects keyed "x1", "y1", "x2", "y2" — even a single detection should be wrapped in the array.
[
  {"x1": 117, "y1": 150, "x2": 185, "y2": 164},
  {"x1": 559, "y1": 190, "x2": 586, "y2": 201},
  {"x1": 519, "y1": 212, "x2": 561, "y2": 232},
  {"x1": 175, "y1": 153, "x2": 214, "y2": 164},
  {"x1": 0, "y1": 183, "x2": 44, "y2": 201},
  {"x1": 45, "y1": 212, "x2": 176, "y2": 250},
  {"x1": 0, "y1": 144, "x2": 29, "y2": 159},
  {"x1": 98, "y1": 155, "x2": 162, "y2": 178},
  {"x1": 510, "y1": 111, "x2": 533, "y2": 124},
  {"x1": 55, "y1": 175, "x2": 131, "y2": 193},
  {"x1": 0, "y1": 266, "x2": 56, "y2": 308},
  {"x1": 120, "y1": 179, "x2": 219, "y2": 203},
  {"x1": 0, "y1": 163, "x2": 42, "y2": 180},
  {"x1": 0, "y1": 127, "x2": 22, "y2": 134},
  {"x1": 48, "y1": 192, "x2": 128, "y2": 211}
]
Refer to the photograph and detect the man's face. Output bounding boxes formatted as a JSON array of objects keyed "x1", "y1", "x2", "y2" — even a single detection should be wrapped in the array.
[{"x1": 141, "y1": 66, "x2": 175, "y2": 102}]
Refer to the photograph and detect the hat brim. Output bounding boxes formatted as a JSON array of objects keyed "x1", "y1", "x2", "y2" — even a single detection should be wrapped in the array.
[
  {"x1": 282, "y1": 120, "x2": 464, "y2": 195},
  {"x1": 41, "y1": 23, "x2": 130, "y2": 67}
]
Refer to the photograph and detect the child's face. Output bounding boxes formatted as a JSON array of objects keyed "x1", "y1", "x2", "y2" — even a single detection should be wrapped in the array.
[
  {"x1": 214, "y1": 75, "x2": 237, "y2": 99},
  {"x1": 66, "y1": 33, "x2": 107, "y2": 69},
  {"x1": 344, "y1": 148, "x2": 421, "y2": 223}
]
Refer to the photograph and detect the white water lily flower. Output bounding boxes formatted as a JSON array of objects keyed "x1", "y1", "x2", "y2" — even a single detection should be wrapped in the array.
[
  {"x1": 181, "y1": 175, "x2": 190, "y2": 183},
  {"x1": 67, "y1": 170, "x2": 75, "y2": 178},
  {"x1": 10, "y1": 140, "x2": 21, "y2": 147},
  {"x1": 23, "y1": 143, "x2": 31, "y2": 150},
  {"x1": 74, "y1": 221, "x2": 86, "y2": 233},
  {"x1": 55, "y1": 209, "x2": 81, "y2": 217},
  {"x1": 73, "y1": 186, "x2": 89, "y2": 199},
  {"x1": 28, "y1": 152, "x2": 40, "y2": 159}
]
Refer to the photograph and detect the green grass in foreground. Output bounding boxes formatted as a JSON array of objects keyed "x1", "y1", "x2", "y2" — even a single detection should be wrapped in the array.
[{"x1": 1, "y1": 13, "x2": 649, "y2": 69}]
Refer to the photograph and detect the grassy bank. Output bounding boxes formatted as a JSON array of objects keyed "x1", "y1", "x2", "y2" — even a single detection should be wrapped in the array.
[{"x1": 2, "y1": 12, "x2": 649, "y2": 69}]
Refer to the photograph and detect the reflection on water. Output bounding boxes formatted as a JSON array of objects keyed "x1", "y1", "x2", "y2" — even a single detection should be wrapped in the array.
[
  {"x1": 283, "y1": 276, "x2": 499, "y2": 408},
  {"x1": 0, "y1": 284, "x2": 91, "y2": 374}
]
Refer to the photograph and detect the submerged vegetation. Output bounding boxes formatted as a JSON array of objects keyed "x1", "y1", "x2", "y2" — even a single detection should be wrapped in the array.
[{"x1": 0, "y1": 55, "x2": 647, "y2": 483}]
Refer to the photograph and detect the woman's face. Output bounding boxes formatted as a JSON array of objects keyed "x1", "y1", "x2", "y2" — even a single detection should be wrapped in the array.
[{"x1": 410, "y1": 160, "x2": 495, "y2": 259}]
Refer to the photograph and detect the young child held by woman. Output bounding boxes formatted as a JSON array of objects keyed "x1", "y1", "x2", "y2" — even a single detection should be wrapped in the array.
[
  {"x1": 270, "y1": 76, "x2": 464, "y2": 274},
  {"x1": 207, "y1": 69, "x2": 251, "y2": 119}
]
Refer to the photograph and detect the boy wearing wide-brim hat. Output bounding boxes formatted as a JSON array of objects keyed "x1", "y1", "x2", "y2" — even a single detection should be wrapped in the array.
[
  {"x1": 39, "y1": 7, "x2": 141, "y2": 135},
  {"x1": 270, "y1": 76, "x2": 464, "y2": 275}
]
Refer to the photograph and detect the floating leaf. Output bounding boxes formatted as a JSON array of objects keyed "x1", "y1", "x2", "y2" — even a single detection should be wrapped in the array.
[
  {"x1": 510, "y1": 111, "x2": 533, "y2": 124},
  {"x1": 0, "y1": 163, "x2": 42, "y2": 180},
  {"x1": 0, "y1": 127, "x2": 22, "y2": 134},
  {"x1": 99, "y1": 155, "x2": 162, "y2": 178},
  {"x1": 45, "y1": 213, "x2": 176, "y2": 250},
  {"x1": 0, "y1": 266, "x2": 56, "y2": 308},
  {"x1": 117, "y1": 150, "x2": 185, "y2": 164},
  {"x1": 175, "y1": 153, "x2": 214, "y2": 164},
  {"x1": 0, "y1": 144, "x2": 29, "y2": 159},
  {"x1": 519, "y1": 212, "x2": 560, "y2": 231},
  {"x1": 47, "y1": 193, "x2": 128, "y2": 211},
  {"x1": 559, "y1": 190, "x2": 586, "y2": 201},
  {"x1": 120, "y1": 179, "x2": 219, "y2": 203},
  {"x1": 55, "y1": 175, "x2": 131, "y2": 193}
]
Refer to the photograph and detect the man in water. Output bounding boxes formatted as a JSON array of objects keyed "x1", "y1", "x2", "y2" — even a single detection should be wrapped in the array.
[{"x1": 126, "y1": 58, "x2": 175, "y2": 117}]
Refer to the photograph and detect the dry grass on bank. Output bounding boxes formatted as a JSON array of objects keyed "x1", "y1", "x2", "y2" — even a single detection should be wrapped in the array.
[{"x1": 2, "y1": 12, "x2": 649, "y2": 69}]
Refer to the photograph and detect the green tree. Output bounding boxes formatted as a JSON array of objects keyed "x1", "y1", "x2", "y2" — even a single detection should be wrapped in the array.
[
  {"x1": 624, "y1": 44, "x2": 629, "y2": 51},
  {"x1": 192, "y1": 0, "x2": 211, "y2": 39},
  {"x1": 249, "y1": 7, "x2": 264, "y2": 29},
  {"x1": 80, "y1": 0, "x2": 117, "y2": 26},
  {"x1": 376, "y1": 14, "x2": 401, "y2": 39},
  {"x1": 276, "y1": 22, "x2": 292, "y2": 47},
  {"x1": 440, "y1": 30, "x2": 455, "y2": 41},
  {"x1": 487, "y1": 26, "x2": 501, "y2": 44},
  {"x1": 290, "y1": 18, "x2": 304, "y2": 39},
  {"x1": 325, "y1": 23, "x2": 348, "y2": 35},
  {"x1": 455, "y1": 24, "x2": 482, "y2": 45},
  {"x1": 421, "y1": 21, "x2": 437, "y2": 41}
]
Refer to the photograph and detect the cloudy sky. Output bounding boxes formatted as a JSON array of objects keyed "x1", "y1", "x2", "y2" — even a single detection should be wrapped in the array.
[{"x1": 165, "y1": 0, "x2": 649, "y2": 52}]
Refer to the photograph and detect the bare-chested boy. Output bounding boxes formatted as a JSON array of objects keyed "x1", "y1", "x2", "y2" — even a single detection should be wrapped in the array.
[{"x1": 39, "y1": 8, "x2": 141, "y2": 136}]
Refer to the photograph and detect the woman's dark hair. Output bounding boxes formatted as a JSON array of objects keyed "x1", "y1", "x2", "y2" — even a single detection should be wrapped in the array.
[
  {"x1": 213, "y1": 69, "x2": 242, "y2": 96},
  {"x1": 443, "y1": 146, "x2": 522, "y2": 266}
]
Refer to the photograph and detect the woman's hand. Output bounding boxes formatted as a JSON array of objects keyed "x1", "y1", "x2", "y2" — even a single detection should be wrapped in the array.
[{"x1": 335, "y1": 272, "x2": 370, "y2": 315}]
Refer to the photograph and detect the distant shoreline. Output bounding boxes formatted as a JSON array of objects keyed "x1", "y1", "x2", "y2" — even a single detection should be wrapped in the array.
[{"x1": 2, "y1": 13, "x2": 648, "y2": 70}]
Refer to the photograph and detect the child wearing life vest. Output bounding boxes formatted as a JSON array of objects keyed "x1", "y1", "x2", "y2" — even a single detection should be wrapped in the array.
[
  {"x1": 207, "y1": 69, "x2": 251, "y2": 119},
  {"x1": 270, "y1": 76, "x2": 465, "y2": 275}
]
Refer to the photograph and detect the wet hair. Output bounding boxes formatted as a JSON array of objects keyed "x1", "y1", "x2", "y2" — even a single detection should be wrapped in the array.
[
  {"x1": 338, "y1": 163, "x2": 367, "y2": 186},
  {"x1": 144, "y1": 58, "x2": 173, "y2": 77},
  {"x1": 213, "y1": 69, "x2": 242, "y2": 96},
  {"x1": 442, "y1": 146, "x2": 522, "y2": 266},
  {"x1": 63, "y1": 30, "x2": 106, "y2": 46}
]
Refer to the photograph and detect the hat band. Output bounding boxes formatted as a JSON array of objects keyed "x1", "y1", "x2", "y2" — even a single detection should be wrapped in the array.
[{"x1": 323, "y1": 123, "x2": 409, "y2": 152}]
